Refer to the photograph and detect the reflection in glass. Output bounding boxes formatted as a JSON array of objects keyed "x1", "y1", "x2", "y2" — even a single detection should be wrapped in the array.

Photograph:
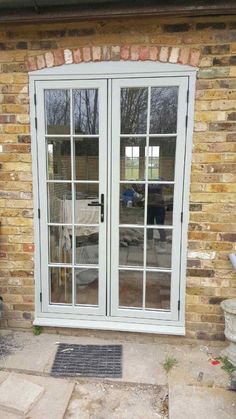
[
  {"x1": 148, "y1": 137, "x2": 176, "y2": 181},
  {"x1": 119, "y1": 228, "x2": 144, "y2": 267},
  {"x1": 50, "y1": 267, "x2": 72, "y2": 304},
  {"x1": 75, "y1": 268, "x2": 98, "y2": 305},
  {"x1": 48, "y1": 183, "x2": 72, "y2": 223},
  {"x1": 75, "y1": 138, "x2": 99, "y2": 180},
  {"x1": 75, "y1": 184, "x2": 99, "y2": 224},
  {"x1": 73, "y1": 89, "x2": 99, "y2": 135},
  {"x1": 150, "y1": 87, "x2": 178, "y2": 134},
  {"x1": 75, "y1": 226, "x2": 99, "y2": 265},
  {"x1": 47, "y1": 138, "x2": 71, "y2": 180},
  {"x1": 45, "y1": 89, "x2": 70, "y2": 135},
  {"x1": 146, "y1": 271, "x2": 170, "y2": 310},
  {"x1": 49, "y1": 226, "x2": 72, "y2": 264},
  {"x1": 120, "y1": 184, "x2": 144, "y2": 225},
  {"x1": 121, "y1": 87, "x2": 148, "y2": 134},
  {"x1": 147, "y1": 184, "x2": 174, "y2": 226},
  {"x1": 146, "y1": 229, "x2": 172, "y2": 269},
  {"x1": 119, "y1": 270, "x2": 143, "y2": 308},
  {"x1": 120, "y1": 137, "x2": 146, "y2": 181}
]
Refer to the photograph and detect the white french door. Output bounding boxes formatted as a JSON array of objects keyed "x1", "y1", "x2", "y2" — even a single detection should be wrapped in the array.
[
  {"x1": 35, "y1": 74, "x2": 189, "y2": 325},
  {"x1": 111, "y1": 77, "x2": 188, "y2": 321},
  {"x1": 36, "y1": 79, "x2": 107, "y2": 316}
]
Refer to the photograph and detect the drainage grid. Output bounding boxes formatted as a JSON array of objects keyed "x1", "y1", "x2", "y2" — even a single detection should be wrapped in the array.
[{"x1": 51, "y1": 344, "x2": 123, "y2": 378}]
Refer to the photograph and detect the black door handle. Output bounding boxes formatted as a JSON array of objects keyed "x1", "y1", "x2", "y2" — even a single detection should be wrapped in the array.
[{"x1": 88, "y1": 194, "x2": 104, "y2": 222}]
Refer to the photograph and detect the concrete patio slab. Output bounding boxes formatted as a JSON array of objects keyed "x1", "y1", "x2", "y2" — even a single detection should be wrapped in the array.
[
  {"x1": 65, "y1": 381, "x2": 167, "y2": 419},
  {"x1": 0, "y1": 373, "x2": 44, "y2": 415},
  {"x1": 27, "y1": 375, "x2": 75, "y2": 419},
  {"x1": 0, "y1": 371, "x2": 75, "y2": 419},
  {"x1": 169, "y1": 384, "x2": 236, "y2": 419}
]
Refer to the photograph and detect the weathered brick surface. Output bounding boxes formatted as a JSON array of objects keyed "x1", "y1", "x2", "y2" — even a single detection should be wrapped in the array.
[{"x1": 0, "y1": 16, "x2": 235, "y2": 339}]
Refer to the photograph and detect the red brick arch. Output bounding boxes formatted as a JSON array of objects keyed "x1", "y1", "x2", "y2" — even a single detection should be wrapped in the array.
[{"x1": 26, "y1": 45, "x2": 200, "y2": 71}]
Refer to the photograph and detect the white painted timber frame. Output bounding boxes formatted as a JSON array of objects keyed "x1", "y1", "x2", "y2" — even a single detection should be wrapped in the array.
[{"x1": 30, "y1": 61, "x2": 197, "y2": 335}]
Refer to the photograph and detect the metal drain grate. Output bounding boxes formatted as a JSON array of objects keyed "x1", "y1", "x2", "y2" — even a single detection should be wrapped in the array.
[{"x1": 51, "y1": 343, "x2": 123, "y2": 378}]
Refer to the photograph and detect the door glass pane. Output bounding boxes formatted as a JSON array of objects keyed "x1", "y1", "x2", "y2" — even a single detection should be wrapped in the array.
[
  {"x1": 75, "y1": 184, "x2": 99, "y2": 224},
  {"x1": 48, "y1": 183, "x2": 72, "y2": 223},
  {"x1": 73, "y1": 89, "x2": 99, "y2": 135},
  {"x1": 148, "y1": 137, "x2": 176, "y2": 181},
  {"x1": 120, "y1": 184, "x2": 144, "y2": 225},
  {"x1": 121, "y1": 87, "x2": 148, "y2": 134},
  {"x1": 150, "y1": 87, "x2": 178, "y2": 134},
  {"x1": 45, "y1": 89, "x2": 70, "y2": 135},
  {"x1": 146, "y1": 228, "x2": 172, "y2": 269},
  {"x1": 47, "y1": 138, "x2": 71, "y2": 180},
  {"x1": 147, "y1": 184, "x2": 174, "y2": 226},
  {"x1": 120, "y1": 137, "x2": 146, "y2": 181},
  {"x1": 50, "y1": 267, "x2": 72, "y2": 304},
  {"x1": 75, "y1": 226, "x2": 99, "y2": 265},
  {"x1": 49, "y1": 226, "x2": 72, "y2": 263},
  {"x1": 75, "y1": 137, "x2": 99, "y2": 180},
  {"x1": 119, "y1": 270, "x2": 143, "y2": 308},
  {"x1": 119, "y1": 228, "x2": 144, "y2": 267},
  {"x1": 75, "y1": 268, "x2": 98, "y2": 305},
  {"x1": 146, "y1": 271, "x2": 170, "y2": 310}
]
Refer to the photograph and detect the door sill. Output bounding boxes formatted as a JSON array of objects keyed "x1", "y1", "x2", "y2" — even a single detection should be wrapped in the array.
[{"x1": 34, "y1": 316, "x2": 185, "y2": 335}]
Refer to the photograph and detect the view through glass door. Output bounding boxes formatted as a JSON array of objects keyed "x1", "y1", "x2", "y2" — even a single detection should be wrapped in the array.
[{"x1": 35, "y1": 75, "x2": 188, "y2": 323}]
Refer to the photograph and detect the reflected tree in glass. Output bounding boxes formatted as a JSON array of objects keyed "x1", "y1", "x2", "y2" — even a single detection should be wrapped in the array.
[
  {"x1": 121, "y1": 88, "x2": 148, "y2": 134},
  {"x1": 73, "y1": 89, "x2": 99, "y2": 135},
  {"x1": 45, "y1": 90, "x2": 70, "y2": 134},
  {"x1": 150, "y1": 87, "x2": 178, "y2": 134}
]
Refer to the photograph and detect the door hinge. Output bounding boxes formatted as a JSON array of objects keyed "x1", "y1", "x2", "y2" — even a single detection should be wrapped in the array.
[
  {"x1": 38, "y1": 208, "x2": 40, "y2": 219},
  {"x1": 40, "y1": 292, "x2": 42, "y2": 302},
  {"x1": 178, "y1": 300, "x2": 180, "y2": 311},
  {"x1": 186, "y1": 89, "x2": 189, "y2": 104},
  {"x1": 35, "y1": 116, "x2": 37, "y2": 130},
  {"x1": 181, "y1": 212, "x2": 183, "y2": 223},
  {"x1": 34, "y1": 93, "x2": 37, "y2": 106},
  {"x1": 185, "y1": 114, "x2": 188, "y2": 128}
]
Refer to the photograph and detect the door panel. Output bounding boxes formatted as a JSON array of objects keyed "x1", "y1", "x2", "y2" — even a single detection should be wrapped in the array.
[
  {"x1": 36, "y1": 75, "x2": 188, "y2": 323},
  {"x1": 36, "y1": 80, "x2": 107, "y2": 315},
  {"x1": 111, "y1": 77, "x2": 188, "y2": 321}
]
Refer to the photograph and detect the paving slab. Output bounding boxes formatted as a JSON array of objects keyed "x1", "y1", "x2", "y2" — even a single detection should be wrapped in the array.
[
  {"x1": 167, "y1": 343, "x2": 230, "y2": 389},
  {"x1": 65, "y1": 381, "x2": 168, "y2": 419},
  {"x1": 0, "y1": 373, "x2": 44, "y2": 415},
  {"x1": 169, "y1": 384, "x2": 236, "y2": 419},
  {"x1": 0, "y1": 371, "x2": 75, "y2": 419},
  {"x1": 27, "y1": 375, "x2": 75, "y2": 419}
]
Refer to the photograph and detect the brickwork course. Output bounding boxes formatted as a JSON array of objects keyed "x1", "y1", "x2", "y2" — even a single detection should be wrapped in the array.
[{"x1": 0, "y1": 15, "x2": 236, "y2": 340}]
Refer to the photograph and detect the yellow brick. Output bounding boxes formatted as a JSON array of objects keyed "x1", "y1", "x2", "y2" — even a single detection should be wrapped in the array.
[
  {"x1": 12, "y1": 74, "x2": 28, "y2": 84},
  {"x1": 16, "y1": 114, "x2": 30, "y2": 124},
  {"x1": 6, "y1": 200, "x2": 33, "y2": 208},
  {"x1": 2, "y1": 162, "x2": 31, "y2": 171},
  {"x1": 2, "y1": 104, "x2": 29, "y2": 113},
  {"x1": 7, "y1": 217, "x2": 33, "y2": 227},
  {"x1": 229, "y1": 67, "x2": 236, "y2": 77},
  {"x1": 0, "y1": 74, "x2": 14, "y2": 83},
  {"x1": 196, "y1": 90, "x2": 228, "y2": 100},
  {"x1": 4, "y1": 125, "x2": 29, "y2": 134},
  {"x1": 0, "y1": 182, "x2": 32, "y2": 192},
  {"x1": 210, "y1": 100, "x2": 236, "y2": 110},
  {"x1": 194, "y1": 111, "x2": 226, "y2": 122}
]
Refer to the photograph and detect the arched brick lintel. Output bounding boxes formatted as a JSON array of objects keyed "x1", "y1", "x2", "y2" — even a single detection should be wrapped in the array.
[{"x1": 26, "y1": 45, "x2": 201, "y2": 71}]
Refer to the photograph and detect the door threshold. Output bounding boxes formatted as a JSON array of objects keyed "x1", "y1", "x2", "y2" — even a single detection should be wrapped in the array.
[{"x1": 34, "y1": 316, "x2": 185, "y2": 336}]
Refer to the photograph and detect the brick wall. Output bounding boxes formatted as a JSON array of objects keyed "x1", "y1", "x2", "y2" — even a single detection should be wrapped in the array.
[{"x1": 0, "y1": 16, "x2": 236, "y2": 339}]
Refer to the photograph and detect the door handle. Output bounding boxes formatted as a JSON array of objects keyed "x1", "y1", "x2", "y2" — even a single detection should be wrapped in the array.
[{"x1": 88, "y1": 194, "x2": 104, "y2": 222}]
